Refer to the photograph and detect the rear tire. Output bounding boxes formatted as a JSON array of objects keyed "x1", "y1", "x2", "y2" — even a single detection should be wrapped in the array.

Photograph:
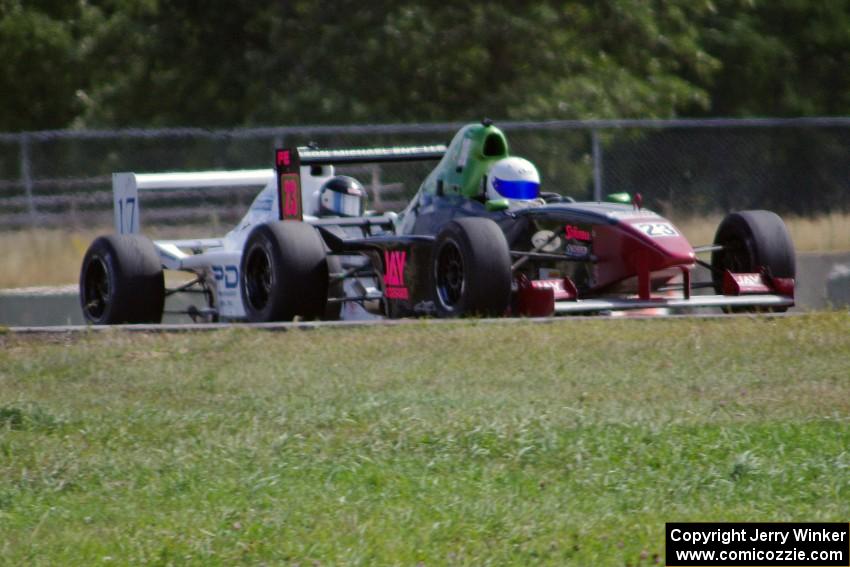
[
  {"x1": 711, "y1": 210, "x2": 795, "y2": 312},
  {"x1": 79, "y1": 234, "x2": 165, "y2": 324},
  {"x1": 432, "y1": 217, "x2": 512, "y2": 317},
  {"x1": 240, "y1": 221, "x2": 330, "y2": 322}
]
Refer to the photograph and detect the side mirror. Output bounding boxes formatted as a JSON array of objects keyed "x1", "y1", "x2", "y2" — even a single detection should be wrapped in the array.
[{"x1": 485, "y1": 199, "x2": 510, "y2": 212}]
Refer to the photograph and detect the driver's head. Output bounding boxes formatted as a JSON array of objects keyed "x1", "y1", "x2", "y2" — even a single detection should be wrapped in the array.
[
  {"x1": 485, "y1": 157, "x2": 540, "y2": 203},
  {"x1": 318, "y1": 175, "x2": 366, "y2": 217}
]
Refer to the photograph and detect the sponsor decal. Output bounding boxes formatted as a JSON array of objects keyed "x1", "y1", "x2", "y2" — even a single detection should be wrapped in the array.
[
  {"x1": 734, "y1": 273, "x2": 763, "y2": 286},
  {"x1": 282, "y1": 178, "x2": 300, "y2": 217},
  {"x1": 565, "y1": 243, "x2": 589, "y2": 258},
  {"x1": 607, "y1": 209, "x2": 660, "y2": 220},
  {"x1": 276, "y1": 149, "x2": 302, "y2": 220},
  {"x1": 383, "y1": 250, "x2": 409, "y2": 300},
  {"x1": 565, "y1": 224, "x2": 592, "y2": 241},
  {"x1": 303, "y1": 146, "x2": 445, "y2": 160},
  {"x1": 530, "y1": 279, "x2": 566, "y2": 292},
  {"x1": 385, "y1": 287, "x2": 408, "y2": 299},
  {"x1": 531, "y1": 230, "x2": 562, "y2": 252},
  {"x1": 526, "y1": 278, "x2": 578, "y2": 301},
  {"x1": 634, "y1": 222, "x2": 679, "y2": 237},
  {"x1": 276, "y1": 149, "x2": 292, "y2": 167},
  {"x1": 538, "y1": 268, "x2": 563, "y2": 280},
  {"x1": 212, "y1": 265, "x2": 239, "y2": 289},
  {"x1": 723, "y1": 271, "x2": 771, "y2": 294}
]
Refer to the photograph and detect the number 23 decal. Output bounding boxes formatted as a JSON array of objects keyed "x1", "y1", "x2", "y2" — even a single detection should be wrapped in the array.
[{"x1": 635, "y1": 222, "x2": 679, "y2": 237}]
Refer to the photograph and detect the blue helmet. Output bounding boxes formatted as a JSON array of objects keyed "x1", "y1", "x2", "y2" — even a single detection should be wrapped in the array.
[{"x1": 486, "y1": 157, "x2": 540, "y2": 201}]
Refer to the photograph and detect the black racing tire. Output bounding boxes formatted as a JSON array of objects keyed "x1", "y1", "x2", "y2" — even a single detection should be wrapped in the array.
[
  {"x1": 240, "y1": 221, "x2": 330, "y2": 322},
  {"x1": 431, "y1": 217, "x2": 512, "y2": 318},
  {"x1": 79, "y1": 234, "x2": 165, "y2": 324},
  {"x1": 711, "y1": 210, "x2": 796, "y2": 312}
]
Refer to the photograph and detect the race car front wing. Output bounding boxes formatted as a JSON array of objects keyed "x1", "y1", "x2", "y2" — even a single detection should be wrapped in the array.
[
  {"x1": 552, "y1": 293, "x2": 793, "y2": 314},
  {"x1": 516, "y1": 269, "x2": 794, "y2": 316}
]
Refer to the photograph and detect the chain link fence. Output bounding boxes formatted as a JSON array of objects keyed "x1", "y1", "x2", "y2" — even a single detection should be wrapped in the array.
[{"x1": 1, "y1": 118, "x2": 848, "y2": 231}]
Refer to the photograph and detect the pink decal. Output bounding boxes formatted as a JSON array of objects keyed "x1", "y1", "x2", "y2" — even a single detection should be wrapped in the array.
[
  {"x1": 283, "y1": 179, "x2": 299, "y2": 216},
  {"x1": 734, "y1": 273, "x2": 762, "y2": 287},
  {"x1": 565, "y1": 224, "x2": 591, "y2": 241},
  {"x1": 383, "y1": 250, "x2": 409, "y2": 299},
  {"x1": 530, "y1": 279, "x2": 566, "y2": 292},
  {"x1": 277, "y1": 150, "x2": 291, "y2": 167},
  {"x1": 722, "y1": 271, "x2": 771, "y2": 295},
  {"x1": 385, "y1": 287, "x2": 409, "y2": 299}
]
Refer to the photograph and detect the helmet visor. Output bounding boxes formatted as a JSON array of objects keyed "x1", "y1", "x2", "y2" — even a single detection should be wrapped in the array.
[
  {"x1": 329, "y1": 191, "x2": 363, "y2": 216},
  {"x1": 492, "y1": 177, "x2": 540, "y2": 200}
]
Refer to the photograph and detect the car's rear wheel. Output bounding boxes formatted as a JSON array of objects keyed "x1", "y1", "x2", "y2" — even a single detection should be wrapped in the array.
[
  {"x1": 432, "y1": 217, "x2": 512, "y2": 317},
  {"x1": 79, "y1": 234, "x2": 165, "y2": 324},
  {"x1": 240, "y1": 221, "x2": 330, "y2": 322},
  {"x1": 711, "y1": 210, "x2": 795, "y2": 312}
]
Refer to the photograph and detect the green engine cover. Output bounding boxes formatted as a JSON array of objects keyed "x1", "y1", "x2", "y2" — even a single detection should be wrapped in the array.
[{"x1": 419, "y1": 122, "x2": 510, "y2": 199}]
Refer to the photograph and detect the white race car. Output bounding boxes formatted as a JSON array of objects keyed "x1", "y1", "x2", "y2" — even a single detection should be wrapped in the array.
[{"x1": 79, "y1": 145, "x2": 446, "y2": 324}]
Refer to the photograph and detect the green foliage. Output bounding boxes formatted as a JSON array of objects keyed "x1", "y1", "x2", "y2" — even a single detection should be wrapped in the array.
[
  {"x1": 69, "y1": 1, "x2": 718, "y2": 127},
  {"x1": 701, "y1": 0, "x2": 850, "y2": 117},
  {"x1": 0, "y1": 0, "x2": 87, "y2": 130},
  {"x1": 2, "y1": 1, "x2": 850, "y2": 131}
]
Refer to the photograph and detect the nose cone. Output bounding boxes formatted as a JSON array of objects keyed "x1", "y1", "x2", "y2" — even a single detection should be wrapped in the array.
[{"x1": 620, "y1": 218, "x2": 696, "y2": 268}]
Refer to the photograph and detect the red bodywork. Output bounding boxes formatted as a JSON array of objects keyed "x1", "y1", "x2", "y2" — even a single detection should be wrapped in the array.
[
  {"x1": 593, "y1": 216, "x2": 695, "y2": 299},
  {"x1": 513, "y1": 208, "x2": 793, "y2": 317},
  {"x1": 515, "y1": 276, "x2": 578, "y2": 317},
  {"x1": 722, "y1": 270, "x2": 795, "y2": 298}
]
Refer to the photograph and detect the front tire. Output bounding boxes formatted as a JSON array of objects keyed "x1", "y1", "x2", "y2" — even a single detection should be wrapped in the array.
[
  {"x1": 432, "y1": 217, "x2": 512, "y2": 317},
  {"x1": 79, "y1": 234, "x2": 165, "y2": 324},
  {"x1": 240, "y1": 221, "x2": 330, "y2": 322},
  {"x1": 711, "y1": 210, "x2": 795, "y2": 312}
]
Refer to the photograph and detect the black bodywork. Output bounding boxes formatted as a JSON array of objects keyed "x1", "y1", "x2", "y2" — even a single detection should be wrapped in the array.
[{"x1": 320, "y1": 193, "x2": 637, "y2": 318}]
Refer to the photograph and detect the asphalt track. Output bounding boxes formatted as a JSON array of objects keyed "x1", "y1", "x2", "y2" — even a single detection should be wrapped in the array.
[{"x1": 3, "y1": 311, "x2": 803, "y2": 335}]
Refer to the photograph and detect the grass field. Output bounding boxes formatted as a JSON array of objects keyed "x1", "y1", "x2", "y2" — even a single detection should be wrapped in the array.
[
  {"x1": 1, "y1": 313, "x2": 848, "y2": 565},
  {"x1": 1, "y1": 212, "x2": 848, "y2": 288}
]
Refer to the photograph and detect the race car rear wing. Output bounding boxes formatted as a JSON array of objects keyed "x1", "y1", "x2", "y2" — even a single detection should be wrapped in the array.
[
  {"x1": 112, "y1": 144, "x2": 447, "y2": 233},
  {"x1": 298, "y1": 145, "x2": 447, "y2": 165},
  {"x1": 274, "y1": 145, "x2": 447, "y2": 221},
  {"x1": 112, "y1": 169, "x2": 273, "y2": 234}
]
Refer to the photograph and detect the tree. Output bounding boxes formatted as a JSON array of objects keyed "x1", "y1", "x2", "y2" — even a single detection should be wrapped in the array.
[
  {"x1": 75, "y1": 1, "x2": 719, "y2": 128},
  {"x1": 699, "y1": 0, "x2": 850, "y2": 117},
  {"x1": 8, "y1": 0, "x2": 850, "y2": 131},
  {"x1": 0, "y1": 0, "x2": 90, "y2": 131}
]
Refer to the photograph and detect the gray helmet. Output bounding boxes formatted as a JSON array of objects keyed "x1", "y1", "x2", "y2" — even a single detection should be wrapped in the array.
[{"x1": 318, "y1": 176, "x2": 366, "y2": 217}]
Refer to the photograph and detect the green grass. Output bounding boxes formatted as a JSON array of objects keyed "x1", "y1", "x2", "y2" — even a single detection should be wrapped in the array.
[{"x1": 1, "y1": 313, "x2": 849, "y2": 565}]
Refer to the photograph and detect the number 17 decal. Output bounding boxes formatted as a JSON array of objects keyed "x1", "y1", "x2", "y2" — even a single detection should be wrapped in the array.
[{"x1": 118, "y1": 197, "x2": 136, "y2": 234}]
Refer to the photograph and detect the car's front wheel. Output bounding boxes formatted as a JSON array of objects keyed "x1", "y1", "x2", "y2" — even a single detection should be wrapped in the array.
[
  {"x1": 711, "y1": 210, "x2": 796, "y2": 312},
  {"x1": 431, "y1": 217, "x2": 512, "y2": 317}
]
